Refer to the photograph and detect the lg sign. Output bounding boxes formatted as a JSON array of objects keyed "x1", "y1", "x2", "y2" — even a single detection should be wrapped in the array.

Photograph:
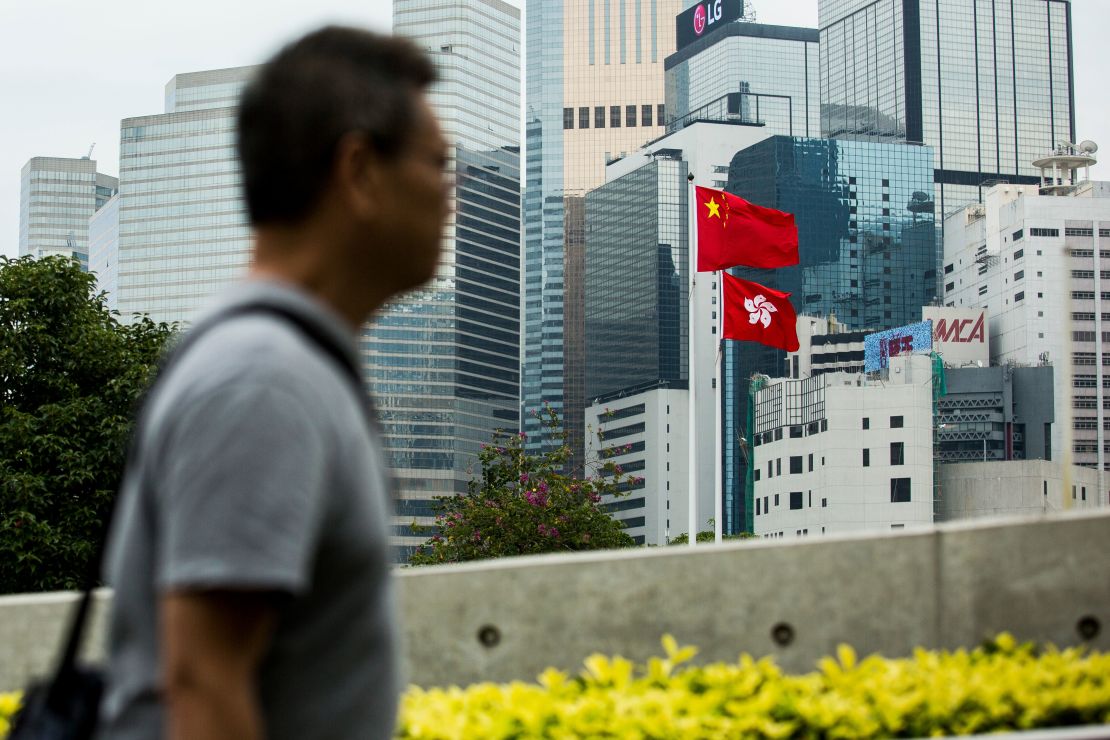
[
  {"x1": 692, "y1": 1, "x2": 719, "y2": 36},
  {"x1": 676, "y1": 0, "x2": 743, "y2": 50}
]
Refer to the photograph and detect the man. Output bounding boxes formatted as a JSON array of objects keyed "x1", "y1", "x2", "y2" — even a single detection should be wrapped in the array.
[{"x1": 98, "y1": 27, "x2": 447, "y2": 739}]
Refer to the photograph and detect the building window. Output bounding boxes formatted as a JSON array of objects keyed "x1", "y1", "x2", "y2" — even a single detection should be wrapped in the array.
[
  {"x1": 595, "y1": 106, "x2": 605, "y2": 128},
  {"x1": 944, "y1": 263, "x2": 954, "y2": 274},
  {"x1": 808, "y1": 453, "x2": 814, "y2": 472},
  {"x1": 978, "y1": 285, "x2": 988, "y2": 296},
  {"x1": 657, "y1": 103, "x2": 665, "y2": 126},
  {"x1": 862, "y1": 417, "x2": 870, "y2": 430},
  {"x1": 610, "y1": 105, "x2": 621, "y2": 127},
  {"x1": 1031, "y1": 228, "x2": 1059, "y2": 237},
  {"x1": 789, "y1": 425, "x2": 803, "y2": 438},
  {"x1": 863, "y1": 448, "x2": 870, "y2": 467},
  {"x1": 1014, "y1": 270, "x2": 1024, "y2": 280},
  {"x1": 756, "y1": 498, "x2": 761, "y2": 515},
  {"x1": 641, "y1": 104, "x2": 652, "y2": 127},
  {"x1": 890, "y1": 416, "x2": 903, "y2": 428},
  {"x1": 563, "y1": 108, "x2": 574, "y2": 129},
  {"x1": 1073, "y1": 270, "x2": 1095, "y2": 279},
  {"x1": 1014, "y1": 248, "x2": 1024, "y2": 260},
  {"x1": 946, "y1": 282, "x2": 955, "y2": 293},
  {"x1": 890, "y1": 441, "x2": 905, "y2": 465},
  {"x1": 790, "y1": 491, "x2": 803, "y2": 510},
  {"x1": 763, "y1": 496, "x2": 768, "y2": 512},
  {"x1": 754, "y1": 469, "x2": 761, "y2": 481},
  {"x1": 790, "y1": 456, "x2": 803, "y2": 474},
  {"x1": 579, "y1": 107, "x2": 590, "y2": 129},
  {"x1": 891, "y1": 478, "x2": 912, "y2": 503},
  {"x1": 808, "y1": 491, "x2": 812, "y2": 507},
  {"x1": 1015, "y1": 291, "x2": 1024, "y2": 302},
  {"x1": 822, "y1": 497, "x2": 828, "y2": 507},
  {"x1": 774, "y1": 494, "x2": 780, "y2": 507},
  {"x1": 768, "y1": 461, "x2": 772, "y2": 478},
  {"x1": 625, "y1": 105, "x2": 637, "y2": 127},
  {"x1": 1013, "y1": 229, "x2": 1024, "y2": 241},
  {"x1": 776, "y1": 458, "x2": 781, "y2": 476},
  {"x1": 1066, "y1": 227, "x2": 1094, "y2": 237}
]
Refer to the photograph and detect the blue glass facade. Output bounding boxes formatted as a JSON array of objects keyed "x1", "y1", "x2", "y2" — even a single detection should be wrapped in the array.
[
  {"x1": 819, "y1": 0, "x2": 1074, "y2": 220},
  {"x1": 584, "y1": 157, "x2": 689, "y2": 400},
  {"x1": 721, "y1": 136, "x2": 937, "y2": 533}
]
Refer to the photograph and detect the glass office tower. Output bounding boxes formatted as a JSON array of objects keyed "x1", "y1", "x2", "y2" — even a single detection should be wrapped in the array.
[
  {"x1": 665, "y1": 22, "x2": 820, "y2": 137},
  {"x1": 584, "y1": 156, "x2": 688, "y2": 401},
  {"x1": 19, "y1": 157, "x2": 117, "y2": 270},
  {"x1": 524, "y1": 0, "x2": 682, "y2": 467},
  {"x1": 819, "y1": 0, "x2": 1073, "y2": 219},
  {"x1": 391, "y1": 0, "x2": 521, "y2": 559},
  {"x1": 89, "y1": 193, "x2": 120, "y2": 311},
  {"x1": 116, "y1": 67, "x2": 256, "y2": 324},
  {"x1": 722, "y1": 135, "x2": 936, "y2": 534}
]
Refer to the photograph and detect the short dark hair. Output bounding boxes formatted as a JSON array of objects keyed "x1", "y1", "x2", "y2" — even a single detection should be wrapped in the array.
[{"x1": 237, "y1": 26, "x2": 436, "y2": 226}]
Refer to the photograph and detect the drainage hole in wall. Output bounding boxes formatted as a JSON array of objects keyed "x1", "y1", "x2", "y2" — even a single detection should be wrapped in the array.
[
  {"x1": 478, "y1": 624, "x2": 501, "y2": 648},
  {"x1": 1077, "y1": 615, "x2": 1101, "y2": 641},
  {"x1": 771, "y1": 622, "x2": 795, "y2": 647}
]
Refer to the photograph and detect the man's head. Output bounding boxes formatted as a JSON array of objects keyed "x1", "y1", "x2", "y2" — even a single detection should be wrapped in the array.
[{"x1": 238, "y1": 27, "x2": 448, "y2": 304}]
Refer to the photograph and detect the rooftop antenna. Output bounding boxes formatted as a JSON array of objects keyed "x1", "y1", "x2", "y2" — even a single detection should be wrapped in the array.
[{"x1": 82, "y1": 143, "x2": 96, "y2": 160}]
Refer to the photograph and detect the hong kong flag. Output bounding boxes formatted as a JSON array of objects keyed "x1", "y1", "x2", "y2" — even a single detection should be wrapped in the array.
[
  {"x1": 695, "y1": 185, "x2": 798, "y2": 271},
  {"x1": 722, "y1": 272, "x2": 800, "y2": 352}
]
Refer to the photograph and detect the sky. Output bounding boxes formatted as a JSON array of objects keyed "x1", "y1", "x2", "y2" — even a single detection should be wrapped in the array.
[{"x1": 1, "y1": 0, "x2": 1108, "y2": 259}]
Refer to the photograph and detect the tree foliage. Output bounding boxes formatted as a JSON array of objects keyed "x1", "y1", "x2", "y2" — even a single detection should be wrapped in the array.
[
  {"x1": 0, "y1": 256, "x2": 175, "y2": 593},
  {"x1": 409, "y1": 406, "x2": 638, "y2": 565}
]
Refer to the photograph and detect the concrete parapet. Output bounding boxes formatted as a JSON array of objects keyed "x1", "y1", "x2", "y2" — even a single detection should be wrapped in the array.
[{"x1": 0, "y1": 510, "x2": 1107, "y2": 691}]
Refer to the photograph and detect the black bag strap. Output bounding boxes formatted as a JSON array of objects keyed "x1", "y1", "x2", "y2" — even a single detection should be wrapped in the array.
[{"x1": 47, "y1": 301, "x2": 367, "y2": 706}]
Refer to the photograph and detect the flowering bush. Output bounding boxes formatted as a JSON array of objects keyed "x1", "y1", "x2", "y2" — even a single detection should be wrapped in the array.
[
  {"x1": 397, "y1": 634, "x2": 1110, "y2": 739},
  {"x1": 409, "y1": 406, "x2": 637, "y2": 564}
]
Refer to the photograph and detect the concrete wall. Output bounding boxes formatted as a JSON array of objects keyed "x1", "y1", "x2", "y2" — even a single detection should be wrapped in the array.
[
  {"x1": 1, "y1": 510, "x2": 1108, "y2": 691},
  {"x1": 938, "y1": 460, "x2": 1106, "y2": 520}
]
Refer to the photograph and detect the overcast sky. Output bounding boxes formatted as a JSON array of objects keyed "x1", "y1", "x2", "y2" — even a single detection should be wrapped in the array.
[{"x1": 2, "y1": 0, "x2": 1107, "y2": 259}]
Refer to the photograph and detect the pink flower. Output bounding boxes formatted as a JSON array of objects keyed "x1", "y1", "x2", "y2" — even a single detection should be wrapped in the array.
[
  {"x1": 537, "y1": 480, "x2": 549, "y2": 494},
  {"x1": 519, "y1": 473, "x2": 529, "y2": 484}
]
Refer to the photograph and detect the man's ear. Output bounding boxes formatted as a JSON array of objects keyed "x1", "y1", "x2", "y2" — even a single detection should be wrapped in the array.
[{"x1": 334, "y1": 131, "x2": 382, "y2": 220}]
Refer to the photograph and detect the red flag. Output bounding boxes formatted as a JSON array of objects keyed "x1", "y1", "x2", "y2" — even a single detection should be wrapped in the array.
[
  {"x1": 695, "y1": 185, "x2": 798, "y2": 271},
  {"x1": 722, "y1": 272, "x2": 800, "y2": 351}
]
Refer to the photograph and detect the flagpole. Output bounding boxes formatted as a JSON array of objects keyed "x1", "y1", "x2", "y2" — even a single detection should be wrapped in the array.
[
  {"x1": 714, "y1": 273, "x2": 723, "y2": 544},
  {"x1": 687, "y1": 173, "x2": 697, "y2": 547}
]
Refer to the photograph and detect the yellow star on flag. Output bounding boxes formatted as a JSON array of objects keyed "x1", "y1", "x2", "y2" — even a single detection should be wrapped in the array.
[{"x1": 705, "y1": 197, "x2": 721, "y2": 219}]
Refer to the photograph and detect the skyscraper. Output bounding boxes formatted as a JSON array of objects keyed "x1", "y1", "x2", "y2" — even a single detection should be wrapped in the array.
[
  {"x1": 524, "y1": 0, "x2": 682, "y2": 466},
  {"x1": 18, "y1": 156, "x2": 117, "y2": 270},
  {"x1": 89, "y1": 193, "x2": 120, "y2": 311},
  {"x1": 116, "y1": 67, "x2": 256, "y2": 324},
  {"x1": 391, "y1": 0, "x2": 521, "y2": 558},
  {"x1": 819, "y1": 0, "x2": 1074, "y2": 219}
]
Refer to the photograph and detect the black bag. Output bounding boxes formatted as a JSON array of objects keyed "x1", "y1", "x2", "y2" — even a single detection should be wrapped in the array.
[{"x1": 9, "y1": 302, "x2": 368, "y2": 740}]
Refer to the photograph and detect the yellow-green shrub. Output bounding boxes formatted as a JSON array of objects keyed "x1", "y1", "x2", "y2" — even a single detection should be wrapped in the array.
[
  {"x1": 2, "y1": 635, "x2": 1108, "y2": 739},
  {"x1": 396, "y1": 634, "x2": 1110, "y2": 739}
]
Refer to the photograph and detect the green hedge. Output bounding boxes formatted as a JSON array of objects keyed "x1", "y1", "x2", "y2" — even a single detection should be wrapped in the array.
[{"x1": 3, "y1": 634, "x2": 1108, "y2": 738}]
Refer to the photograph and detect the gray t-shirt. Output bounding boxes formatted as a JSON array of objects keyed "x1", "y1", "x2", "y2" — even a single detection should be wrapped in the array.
[{"x1": 98, "y1": 280, "x2": 399, "y2": 740}]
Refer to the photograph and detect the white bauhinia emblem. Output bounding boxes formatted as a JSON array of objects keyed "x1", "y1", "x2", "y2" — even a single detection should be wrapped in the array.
[{"x1": 745, "y1": 295, "x2": 777, "y2": 328}]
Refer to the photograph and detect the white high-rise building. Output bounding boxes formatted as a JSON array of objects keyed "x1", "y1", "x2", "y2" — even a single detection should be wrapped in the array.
[
  {"x1": 89, "y1": 193, "x2": 120, "y2": 311},
  {"x1": 943, "y1": 162, "x2": 1110, "y2": 475},
  {"x1": 19, "y1": 156, "x2": 117, "y2": 270},
  {"x1": 116, "y1": 67, "x2": 256, "y2": 324}
]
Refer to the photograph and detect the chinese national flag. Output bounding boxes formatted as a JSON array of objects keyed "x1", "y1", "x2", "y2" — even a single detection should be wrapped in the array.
[
  {"x1": 722, "y1": 272, "x2": 800, "y2": 352},
  {"x1": 695, "y1": 186, "x2": 798, "y2": 272}
]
